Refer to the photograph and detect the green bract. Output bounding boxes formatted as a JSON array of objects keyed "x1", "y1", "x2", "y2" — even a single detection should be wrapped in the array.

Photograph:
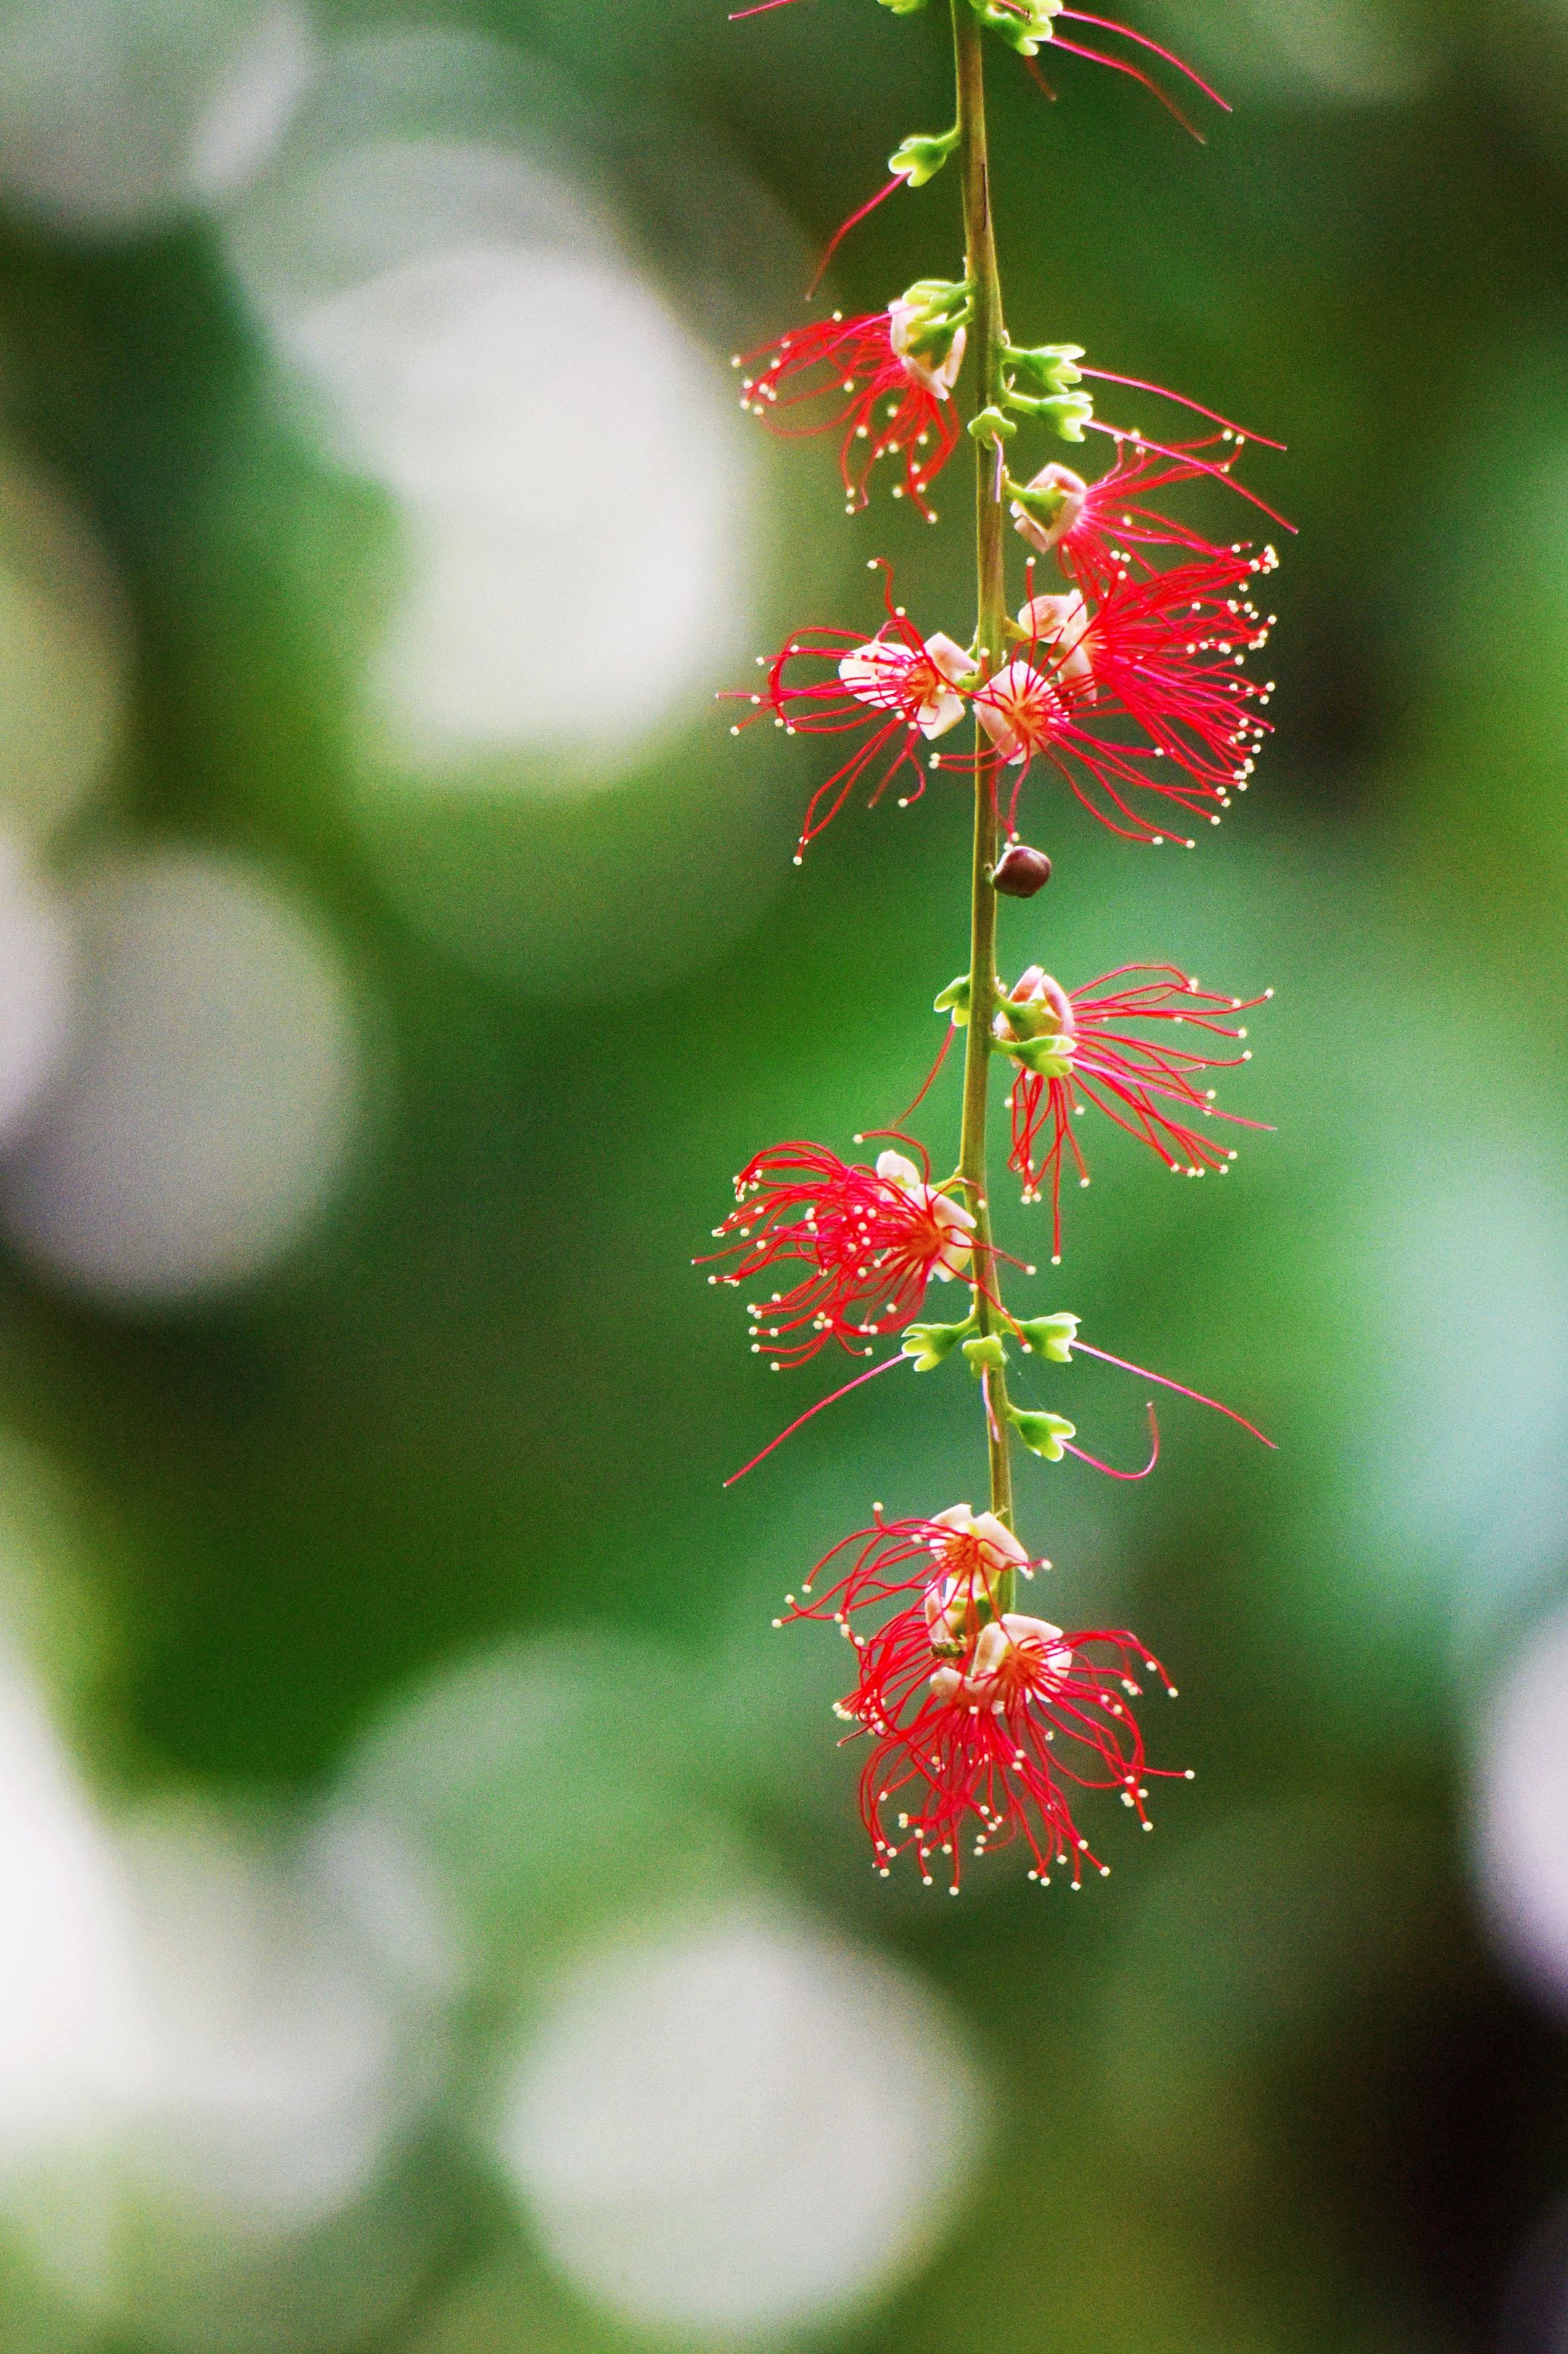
[
  {"x1": 1001, "y1": 1035, "x2": 1076, "y2": 1078},
  {"x1": 878, "y1": 0, "x2": 929, "y2": 14},
  {"x1": 963, "y1": 1333, "x2": 1009, "y2": 1378},
  {"x1": 1008, "y1": 1406, "x2": 1077, "y2": 1461},
  {"x1": 902, "y1": 1316, "x2": 974, "y2": 1372},
  {"x1": 967, "y1": 404, "x2": 1018, "y2": 447},
  {"x1": 1003, "y1": 388, "x2": 1094, "y2": 442},
  {"x1": 968, "y1": 0, "x2": 1062, "y2": 56},
  {"x1": 889, "y1": 129, "x2": 961, "y2": 188},
  {"x1": 934, "y1": 974, "x2": 972, "y2": 1025},
  {"x1": 1017, "y1": 1312, "x2": 1080, "y2": 1363}
]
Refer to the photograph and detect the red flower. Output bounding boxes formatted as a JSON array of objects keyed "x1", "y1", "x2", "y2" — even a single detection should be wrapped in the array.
[
  {"x1": 704, "y1": 1146, "x2": 976, "y2": 1368},
  {"x1": 782, "y1": 1506, "x2": 1184, "y2": 1892},
  {"x1": 994, "y1": 962, "x2": 1271, "y2": 1258},
  {"x1": 1010, "y1": 434, "x2": 1270, "y2": 600},
  {"x1": 966, "y1": 551, "x2": 1277, "y2": 844},
  {"x1": 849, "y1": 1602, "x2": 1185, "y2": 1891},
  {"x1": 734, "y1": 304, "x2": 965, "y2": 520},
  {"x1": 725, "y1": 583, "x2": 974, "y2": 858}
]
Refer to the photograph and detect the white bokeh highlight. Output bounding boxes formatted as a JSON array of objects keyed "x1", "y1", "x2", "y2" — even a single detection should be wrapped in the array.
[
  {"x1": 1474, "y1": 1600, "x2": 1568, "y2": 2014},
  {"x1": 0, "y1": 833, "x2": 75, "y2": 1148},
  {"x1": 496, "y1": 1902, "x2": 988, "y2": 2340},
  {"x1": 0, "y1": 449, "x2": 127, "y2": 843},
  {"x1": 0, "y1": 1648, "x2": 147, "y2": 2179},
  {"x1": 221, "y1": 30, "x2": 754, "y2": 784},
  {"x1": 0, "y1": 0, "x2": 314, "y2": 235},
  {"x1": 0, "y1": 848, "x2": 365, "y2": 1305}
]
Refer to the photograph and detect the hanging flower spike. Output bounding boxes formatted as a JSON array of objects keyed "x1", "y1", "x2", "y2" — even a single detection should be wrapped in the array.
[
  {"x1": 724, "y1": 582, "x2": 974, "y2": 858},
  {"x1": 733, "y1": 279, "x2": 971, "y2": 520},
  {"x1": 704, "y1": 1146, "x2": 977, "y2": 1368},
  {"x1": 995, "y1": 961, "x2": 1271, "y2": 1258},
  {"x1": 844, "y1": 1593, "x2": 1187, "y2": 1891}
]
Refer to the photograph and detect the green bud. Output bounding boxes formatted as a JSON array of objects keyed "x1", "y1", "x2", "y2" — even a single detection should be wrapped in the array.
[
  {"x1": 1017, "y1": 1312, "x2": 1080, "y2": 1364},
  {"x1": 1003, "y1": 388, "x2": 1095, "y2": 443},
  {"x1": 1005, "y1": 341, "x2": 1085, "y2": 396},
  {"x1": 968, "y1": 0, "x2": 1061, "y2": 54},
  {"x1": 963, "y1": 1334, "x2": 1008, "y2": 1379},
  {"x1": 999, "y1": 1035, "x2": 1074, "y2": 1078},
  {"x1": 902, "y1": 1317, "x2": 974, "y2": 1373},
  {"x1": 889, "y1": 129, "x2": 960, "y2": 189},
  {"x1": 1008, "y1": 1406, "x2": 1077, "y2": 1461},
  {"x1": 879, "y1": 0, "x2": 929, "y2": 13},
  {"x1": 997, "y1": 989, "x2": 1066, "y2": 1042},
  {"x1": 1007, "y1": 475, "x2": 1072, "y2": 532},
  {"x1": 934, "y1": 975, "x2": 971, "y2": 1025},
  {"x1": 968, "y1": 405, "x2": 1017, "y2": 447}
]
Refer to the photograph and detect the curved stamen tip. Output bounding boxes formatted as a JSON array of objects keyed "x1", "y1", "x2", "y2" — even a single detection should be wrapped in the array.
[
  {"x1": 1060, "y1": 10, "x2": 1231, "y2": 112},
  {"x1": 1063, "y1": 1402, "x2": 1161, "y2": 1481},
  {"x1": 722, "y1": 1351, "x2": 907, "y2": 1488},
  {"x1": 1072, "y1": 1339, "x2": 1276, "y2": 1448}
]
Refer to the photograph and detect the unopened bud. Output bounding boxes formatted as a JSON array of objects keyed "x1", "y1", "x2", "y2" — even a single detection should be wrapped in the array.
[{"x1": 992, "y1": 844, "x2": 1052, "y2": 897}]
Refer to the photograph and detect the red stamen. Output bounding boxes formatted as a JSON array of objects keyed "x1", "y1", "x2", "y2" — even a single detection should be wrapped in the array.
[
  {"x1": 1045, "y1": 38, "x2": 1207, "y2": 142},
  {"x1": 1071, "y1": 1340, "x2": 1275, "y2": 1447},
  {"x1": 1063, "y1": 1402, "x2": 1161, "y2": 1480},
  {"x1": 1059, "y1": 11, "x2": 1230, "y2": 109},
  {"x1": 723, "y1": 1352, "x2": 907, "y2": 1488},
  {"x1": 807, "y1": 175, "x2": 907, "y2": 301},
  {"x1": 1080, "y1": 367, "x2": 1283, "y2": 449},
  {"x1": 892, "y1": 1021, "x2": 957, "y2": 1126}
]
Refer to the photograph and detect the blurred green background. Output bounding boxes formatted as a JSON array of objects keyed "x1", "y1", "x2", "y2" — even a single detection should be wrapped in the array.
[{"x1": 0, "y1": 0, "x2": 1566, "y2": 2348}]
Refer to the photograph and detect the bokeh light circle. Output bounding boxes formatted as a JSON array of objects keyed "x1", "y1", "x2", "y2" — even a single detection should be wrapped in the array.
[
  {"x1": 0, "y1": 449, "x2": 127, "y2": 843},
  {"x1": 1474, "y1": 1598, "x2": 1568, "y2": 2014},
  {"x1": 0, "y1": 0, "x2": 314, "y2": 236},
  {"x1": 0, "y1": 847, "x2": 367, "y2": 1305},
  {"x1": 221, "y1": 29, "x2": 755, "y2": 784},
  {"x1": 494, "y1": 1900, "x2": 988, "y2": 2339}
]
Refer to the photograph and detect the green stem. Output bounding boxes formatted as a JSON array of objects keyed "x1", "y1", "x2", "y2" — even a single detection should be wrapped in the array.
[{"x1": 952, "y1": 0, "x2": 1016, "y2": 1576}]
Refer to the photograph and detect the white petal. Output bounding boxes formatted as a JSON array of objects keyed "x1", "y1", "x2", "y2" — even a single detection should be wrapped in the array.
[
  {"x1": 915, "y1": 686, "x2": 966, "y2": 741},
  {"x1": 972, "y1": 1514, "x2": 1029, "y2": 1568},
  {"x1": 838, "y1": 641, "x2": 912, "y2": 712},
  {"x1": 874, "y1": 1149, "x2": 921, "y2": 1190},
  {"x1": 923, "y1": 632, "x2": 973, "y2": 687}
]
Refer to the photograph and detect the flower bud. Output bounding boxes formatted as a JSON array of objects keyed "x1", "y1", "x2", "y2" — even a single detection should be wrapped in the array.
[
  {"x1": 1017, "y1": 1311, "x2": 1079, "y2": 1363},
  {"x1": 888, "y1": 129, "x2": 961, "y2": 189},
  {"x1": 992, "y1": 844, "x2": 1052, "y2": 897},
  {"x1": 889, "y1": 277, "x2": 969, "y2": 395},
  {"x1": 1008, "y1": 461, "x2": 1088, "y2": 554},
  {"x1": 1008, "y1": 1406, "x2": 1076, "y2": 1462},
  {"x1": 968, "y1": 0, "x2": 1062, "y2": 54}
]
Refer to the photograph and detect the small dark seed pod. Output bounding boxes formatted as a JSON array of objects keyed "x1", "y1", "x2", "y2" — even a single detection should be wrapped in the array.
[{"x1": 992, "y1": 843, "x2": 1053, "y2": 897}]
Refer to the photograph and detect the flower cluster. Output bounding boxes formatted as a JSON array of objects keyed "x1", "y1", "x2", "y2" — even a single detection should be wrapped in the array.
[
  {"x1": 784, "y1": 1508, "x2": 1187, "y2": 1891},
  {"x1": 992, "y1": 961, "x2": 1273, "y2": 1258},
  {"x1": 703, "y1": 1143, "x2": 976, "y2": 1367},
  {"x1": 734, "y1": 290, "x2": 968, "y2": 520},
  {"x1": 731, "y1": 451, "x2": 1278, "y2": 858}
]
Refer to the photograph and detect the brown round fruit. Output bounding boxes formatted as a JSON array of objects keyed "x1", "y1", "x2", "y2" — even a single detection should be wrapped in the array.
[{"x1": 992, "y1": 844, "x2": 1053, "y2": 897}]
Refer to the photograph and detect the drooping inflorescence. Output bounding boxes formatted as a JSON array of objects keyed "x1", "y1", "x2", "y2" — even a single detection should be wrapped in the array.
[{"x1": 706, "y1": 0, "x2": 1284, "y2": 1891}]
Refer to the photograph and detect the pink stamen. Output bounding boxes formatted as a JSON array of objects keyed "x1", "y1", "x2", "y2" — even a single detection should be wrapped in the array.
[
  {"x1": 1063, "y1": 1403, "x2": 1161, "y2": 1481},
  {"x1": 1071, "y1": 1340, "x2": 1276, "y2": 1448},
  {"x1": 1059, "y1": 11, "x2": 1230, "y2": 109},
  {"x1": 807, "y1": 175, "x2": 907, "y2": 301},
  {"x1": 892, "y1": 1021, "x2": 957, "y2": 1126},
  {"x1": 1043, "y1": 38, "x2": 1207, "y2": 142},
  {"x1": 1080, "y1": 367, "x2": 1283, "y2": 449},
  {"x1": 1085, "y1": 420, "x2": 1297, "y2": 532},
  {"x1": 723, "y1": 1353, "x2": 907, "y2": 1488}
]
